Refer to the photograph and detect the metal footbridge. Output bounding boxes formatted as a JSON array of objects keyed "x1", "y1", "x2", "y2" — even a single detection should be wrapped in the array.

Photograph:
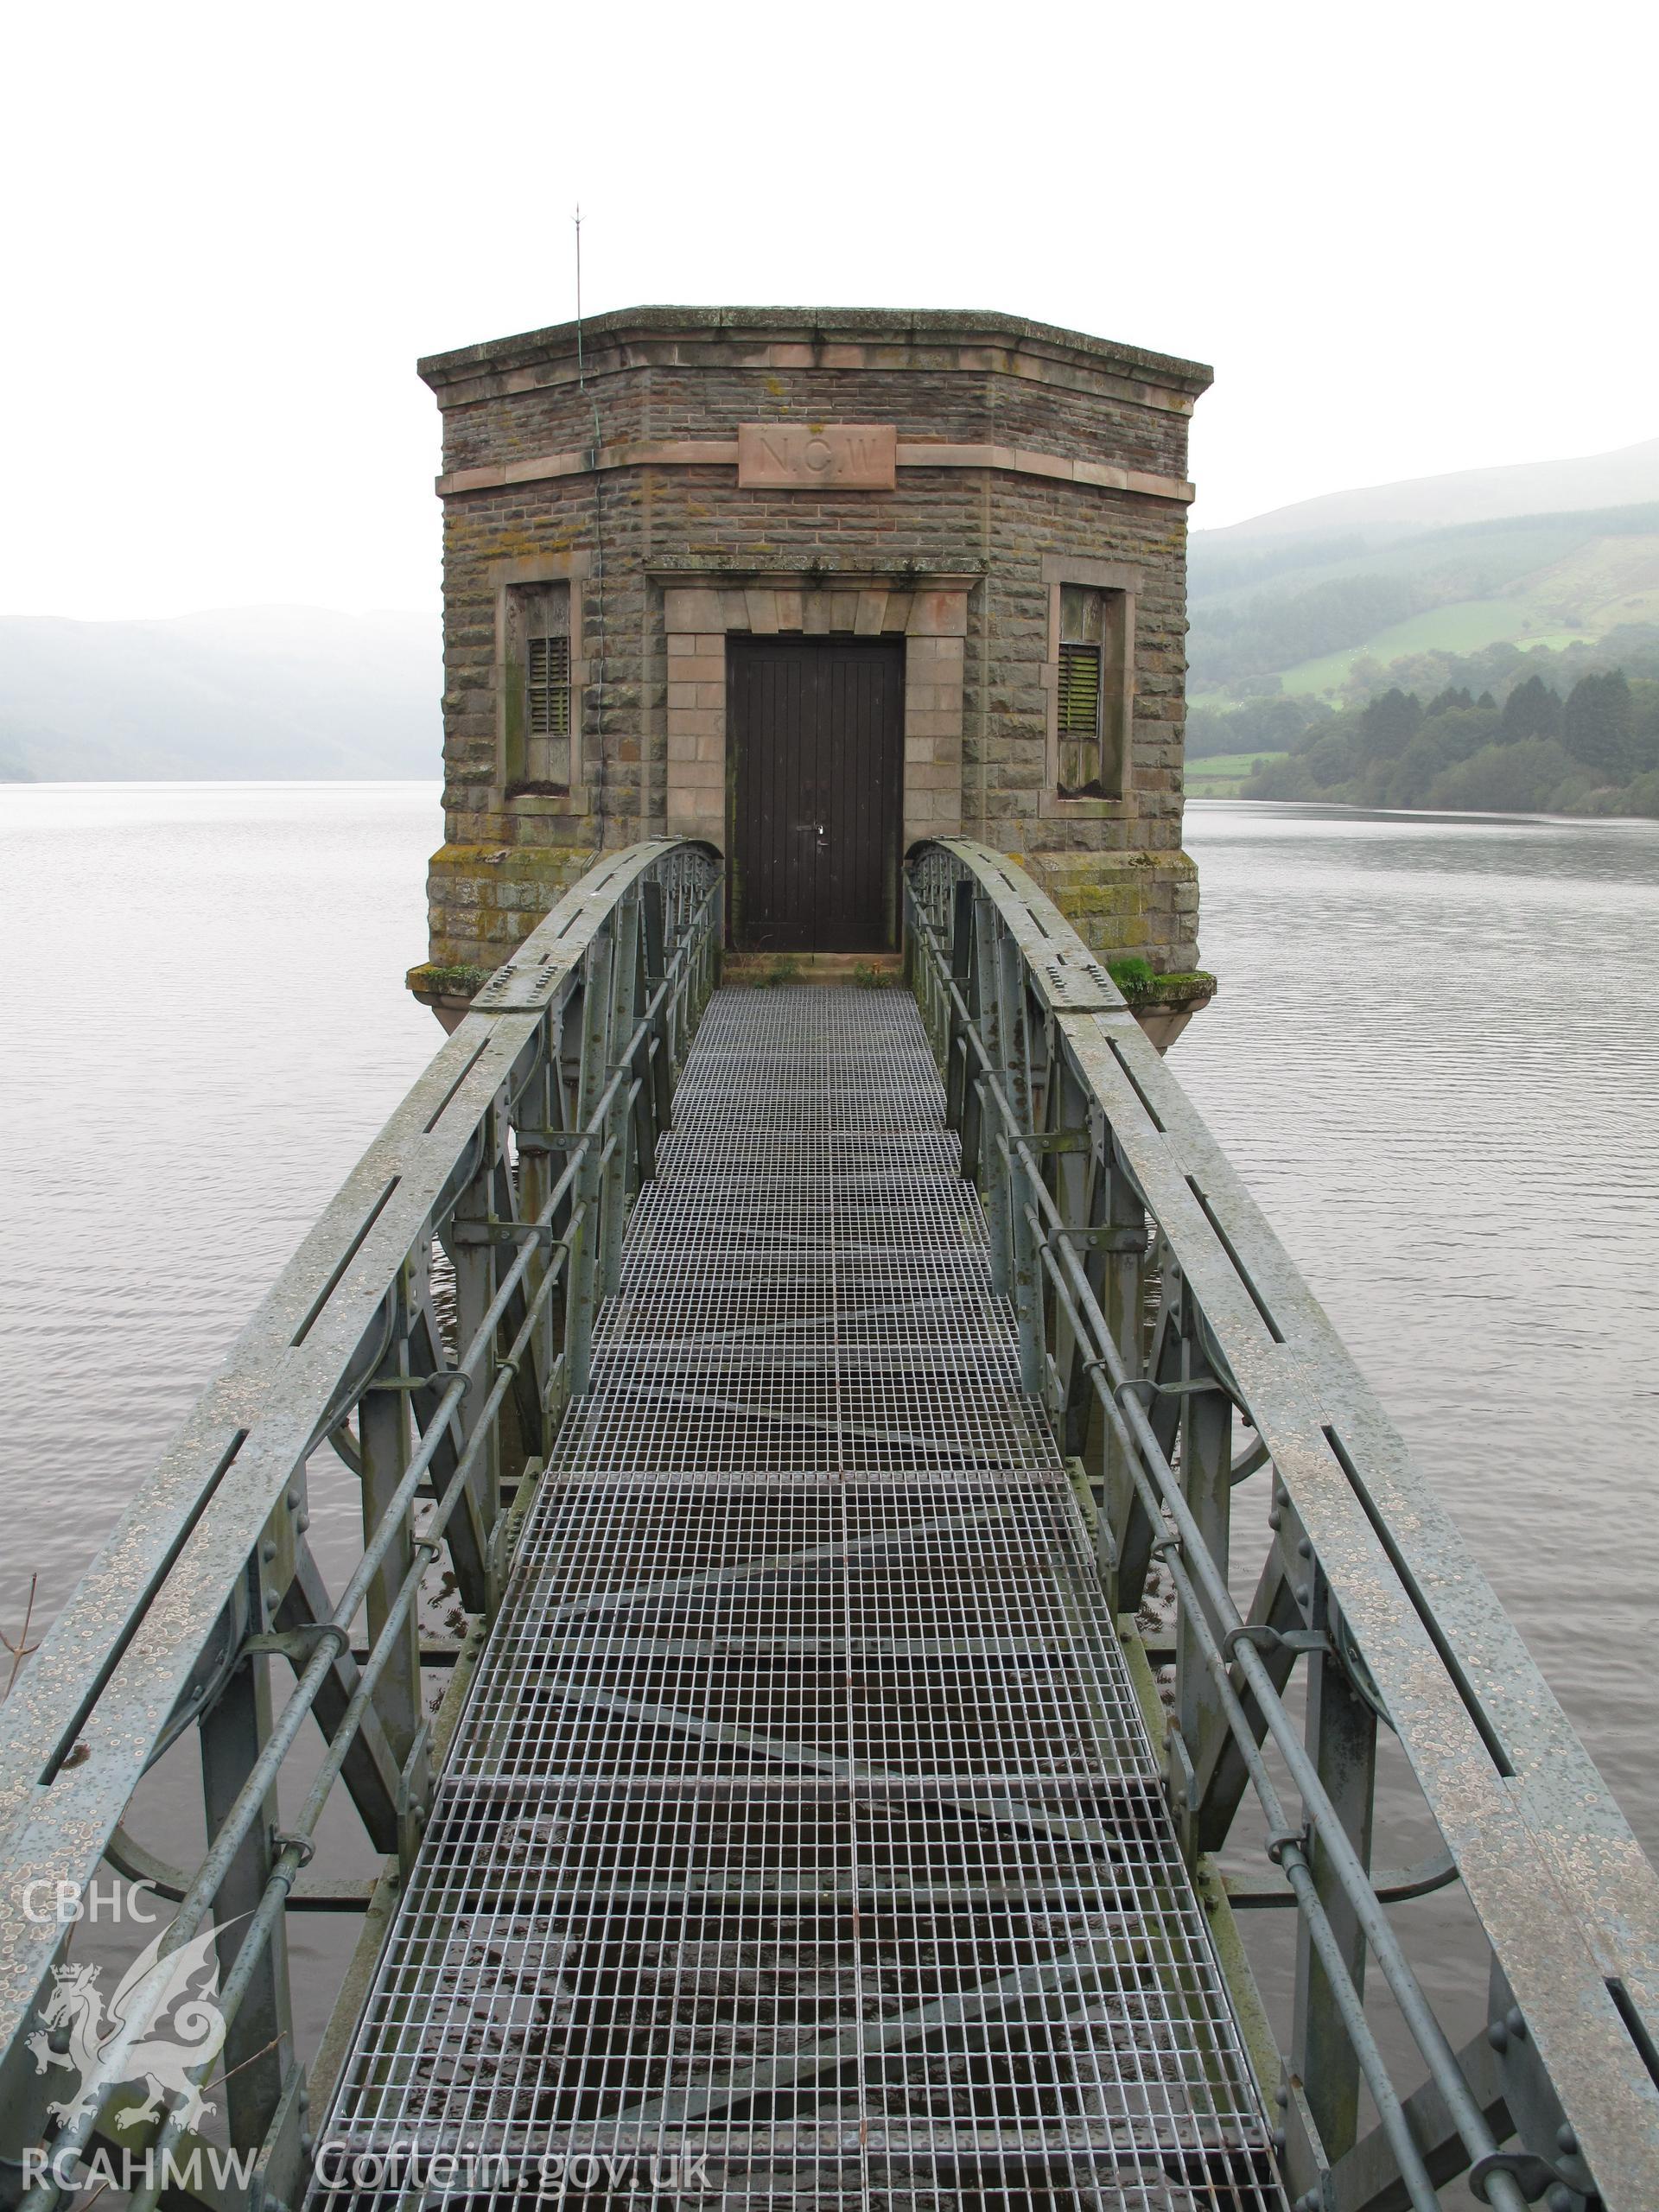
[{"x1": 3, "y1": 841, "x2": 1658, "y2": 2212}]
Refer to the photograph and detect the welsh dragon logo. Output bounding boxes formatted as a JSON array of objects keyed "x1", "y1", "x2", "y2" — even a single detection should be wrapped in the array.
[{"x1": 26, "y1": 1921, "x2": 227, "y2": 2131}]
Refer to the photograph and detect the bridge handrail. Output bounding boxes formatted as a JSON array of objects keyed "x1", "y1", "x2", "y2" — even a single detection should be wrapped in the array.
[
  {"x1": 905, "y1": 836, "x2": 1659, "y2": 2212},
  {"x1": 0, "y1": 837, "x2": 722, "y2": 2205}
]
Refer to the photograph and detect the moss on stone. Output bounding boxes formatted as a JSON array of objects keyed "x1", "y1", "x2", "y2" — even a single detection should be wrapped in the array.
[
  {"x1": 407, "y1": 961, "x2": 492, "y2": 1000},
  {"x1": 1112, "y1": 967, "x2": 1217, "y2": 1006}
]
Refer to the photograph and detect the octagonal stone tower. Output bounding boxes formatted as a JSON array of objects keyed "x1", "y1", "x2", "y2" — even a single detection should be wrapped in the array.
[{"x1": 411, "y1": 306, "x2": 1213, "y2": 1017}]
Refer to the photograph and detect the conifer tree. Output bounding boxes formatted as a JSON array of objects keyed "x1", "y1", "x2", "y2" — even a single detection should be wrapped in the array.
[
  {"x1": 1357, "y1": 687, "x2": 1422, "y2": 761},
  {"x1": 1503, "y1": 673, "x2": 1562, "y2": 741},
  {"x1": 1563, "y1": 671, "x2": 1636, "y2": 781}
]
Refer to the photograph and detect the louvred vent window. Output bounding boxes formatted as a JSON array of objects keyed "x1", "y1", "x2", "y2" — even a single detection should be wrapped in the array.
[
  {"x1": 1057, "y1": 583, "x2": 1116, "y2": 797},
  {"x1": 527, "y1": 634, "x2": 571, "y2": 736},
  {"x1": 1057, "y1": 640, "x2": 1102, "y2": 740}
]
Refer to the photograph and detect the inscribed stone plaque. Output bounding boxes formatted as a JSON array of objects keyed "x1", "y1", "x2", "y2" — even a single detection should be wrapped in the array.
[{"x1": 737, "y1": 423, "x2": 897, "y2": 490}]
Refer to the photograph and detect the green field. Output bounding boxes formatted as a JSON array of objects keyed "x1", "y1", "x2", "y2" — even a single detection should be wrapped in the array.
[
  {"x1": 1185, "y1": 749, "x2": 1287, "y2": 796},
  {"x1": 1187, "y1": 505, "x2": 1659, "y2": 704},
  {"x1": 1279, "y1": 603, "x2": 1594, "y2": 697}
]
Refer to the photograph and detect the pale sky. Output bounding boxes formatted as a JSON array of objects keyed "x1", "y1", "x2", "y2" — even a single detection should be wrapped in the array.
[{"x1": 4, "y1": 0, "x2": 1653, "y2": 620}]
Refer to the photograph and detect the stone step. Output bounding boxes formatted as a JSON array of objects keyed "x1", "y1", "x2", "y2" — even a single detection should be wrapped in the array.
[{"x1": 721, "y1": 950, "x2": 904, "y2": 987}]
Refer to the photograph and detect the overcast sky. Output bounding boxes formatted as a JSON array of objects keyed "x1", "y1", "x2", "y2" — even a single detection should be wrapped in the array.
[{"x1": 4, "y1": 0, "x2": 1653, "y2": 620}]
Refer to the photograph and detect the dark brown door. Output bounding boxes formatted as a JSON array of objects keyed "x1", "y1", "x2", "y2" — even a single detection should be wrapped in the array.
[{"x1": 729, "y1": 638, "x2": 904, "y2": 952}]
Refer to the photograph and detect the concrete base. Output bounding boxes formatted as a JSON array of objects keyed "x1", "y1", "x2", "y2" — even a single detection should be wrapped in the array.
[
  {"x1": 1135, "y1": 993, "x2": 1212, "y2": 1052},
  {"x1": 413, "y1": 991, "x2": 474, "y2": 1036}
]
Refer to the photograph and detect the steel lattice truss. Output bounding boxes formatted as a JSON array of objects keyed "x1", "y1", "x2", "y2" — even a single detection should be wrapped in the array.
[
  {"x1": 7, "y1": 834, "x2": 1656, "y2": 2212},
  {"x1": 318, "y1": 988, "x2": 1284, "y2": 2209}
]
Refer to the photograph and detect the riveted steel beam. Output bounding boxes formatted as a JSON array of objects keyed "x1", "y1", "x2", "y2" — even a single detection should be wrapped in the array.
[
  {"x1": 0, "y1": 839, "x2": 722, "y2": 2205},
  {"x1": 906, "y1": 836, "x2": 1659, "y2": 2210}
]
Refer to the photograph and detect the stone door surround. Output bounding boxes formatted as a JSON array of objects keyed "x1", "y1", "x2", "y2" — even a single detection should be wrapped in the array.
[{"x1": 658, "y1": 569, "x2": 976, "y2": 857}]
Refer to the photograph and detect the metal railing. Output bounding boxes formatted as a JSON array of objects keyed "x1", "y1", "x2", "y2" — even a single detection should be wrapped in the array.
[
  {"x1": 5, "y1": 820, "x2": 1656, "y2": 2212},
  {"x1": 0, "y1": 838, "x2": 721, "y2": 2211},
  {"x1": 315, "y1": 981, "x2": 1288, "y2": 2205},
  {"x1": 904, "y1": 837, "x2": 1659, "y2": 2212}
]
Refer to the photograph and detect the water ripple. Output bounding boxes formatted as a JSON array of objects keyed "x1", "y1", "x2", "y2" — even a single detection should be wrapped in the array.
[{"x1": 1181, "y1": 801, "x2": 1659, "y2": 1859}]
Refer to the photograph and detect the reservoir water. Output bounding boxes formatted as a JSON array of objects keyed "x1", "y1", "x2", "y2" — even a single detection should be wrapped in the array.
[
  {"x1": 2, "y1": 782, "x2": 1656, "y2": 2088},
  {"x1": 1175, "y1": 799, "x2": 1659, "y2": 1863}
]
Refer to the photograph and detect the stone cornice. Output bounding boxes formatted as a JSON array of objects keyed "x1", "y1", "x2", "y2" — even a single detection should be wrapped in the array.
[
  {"x1": 417, "y1": 306, "x2": 1212, "y2": 416},
  {"x1": 437, "y1": 439, "x2": 1194, "y2": 505}
]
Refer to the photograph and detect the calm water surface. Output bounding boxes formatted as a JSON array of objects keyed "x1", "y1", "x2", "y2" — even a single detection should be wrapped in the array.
[
  {"x1": 1, "y1": 784, "x2": 441, "y2": 1628},
  {"x1": 1179, "y1": 800, "x2": 1659, "y2": 1863},
  {"x1": 2, "y1": 785, "x2": 1656, "y2": 2075}
]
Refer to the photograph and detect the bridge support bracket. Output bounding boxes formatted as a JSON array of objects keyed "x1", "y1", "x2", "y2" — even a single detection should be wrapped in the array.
[
  {"x1": 250, "y1": 2060, "x2": 308, "y2": 2212},
  {"x1": 396, "y1": 1722, "x2": 432, "y2": 1881}
]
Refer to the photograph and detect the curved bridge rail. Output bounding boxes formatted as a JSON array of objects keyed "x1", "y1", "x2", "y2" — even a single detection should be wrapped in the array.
[
  {"x1": 0, "y1": 839, "x2": 721, "y2": 2211},
  {"x1": 905, "y1": 837, "x2": 1659, "y2": 2212}
]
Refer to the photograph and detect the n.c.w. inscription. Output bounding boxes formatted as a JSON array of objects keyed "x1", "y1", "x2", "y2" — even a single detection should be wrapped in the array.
[{"x1": 737, "y1": 423, "x2": 897, "y2": 490}]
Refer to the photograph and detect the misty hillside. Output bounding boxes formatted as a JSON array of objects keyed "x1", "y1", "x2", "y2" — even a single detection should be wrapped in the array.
[
  {"x1": 1190, "y1": 437, "x2": 1659, "y2": 702},
  {"x1": 0, "y1": 607, "x2": 441, "y2": 780},
  {"x1": 1201, "y1": 435, "x2": 1659, "y2": 544},
  {"x1": 7, "y1": 438, "x2": 1658, "y2": 777}
]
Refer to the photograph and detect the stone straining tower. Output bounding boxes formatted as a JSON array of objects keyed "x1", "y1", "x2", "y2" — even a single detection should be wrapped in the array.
[{"x1": 411, "y1": 306, "x2": 1212, "y2": 1017}]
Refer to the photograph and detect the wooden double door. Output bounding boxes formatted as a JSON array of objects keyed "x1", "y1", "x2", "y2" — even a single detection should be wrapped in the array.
[{"x1": 729, "y1": 638, "x2": 904, "y2": 953}]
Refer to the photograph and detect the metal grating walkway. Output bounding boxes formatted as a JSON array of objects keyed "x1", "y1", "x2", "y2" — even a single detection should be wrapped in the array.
[{"x1": 319, "y1": 988, "x2": 1284, "y2": 2209}]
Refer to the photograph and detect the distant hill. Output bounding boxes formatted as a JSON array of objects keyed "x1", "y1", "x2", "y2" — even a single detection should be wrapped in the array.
[
  {"x1": 1202, "y1": 435, "x2": 1659, "y2": 544},
  {"x1": 0, "y1": 607, "x2": 441, "y2": 780},
  {"x1": 9, "y1": 445, "x2": 1659, "y2": 778},
  {"x1": 1189, "y1": 440, "x2": 1659, "y2": 706}
]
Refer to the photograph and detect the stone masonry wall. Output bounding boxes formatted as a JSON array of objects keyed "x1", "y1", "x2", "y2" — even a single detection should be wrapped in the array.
[{"x1": 417, "y1": 308, "x2": 1211, "y2": 984}]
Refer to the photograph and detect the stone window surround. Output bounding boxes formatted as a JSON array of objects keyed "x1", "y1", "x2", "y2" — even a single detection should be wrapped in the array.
[
  {"x1": 490, "y1": 550, "x2": 593, "y2": 816},
  {"x1": 1039, "y1": 553, "x2": 1141, "y2": 822},
  {"x1": 656, "y1": 569, "x2": 978, "y2": 860}
]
